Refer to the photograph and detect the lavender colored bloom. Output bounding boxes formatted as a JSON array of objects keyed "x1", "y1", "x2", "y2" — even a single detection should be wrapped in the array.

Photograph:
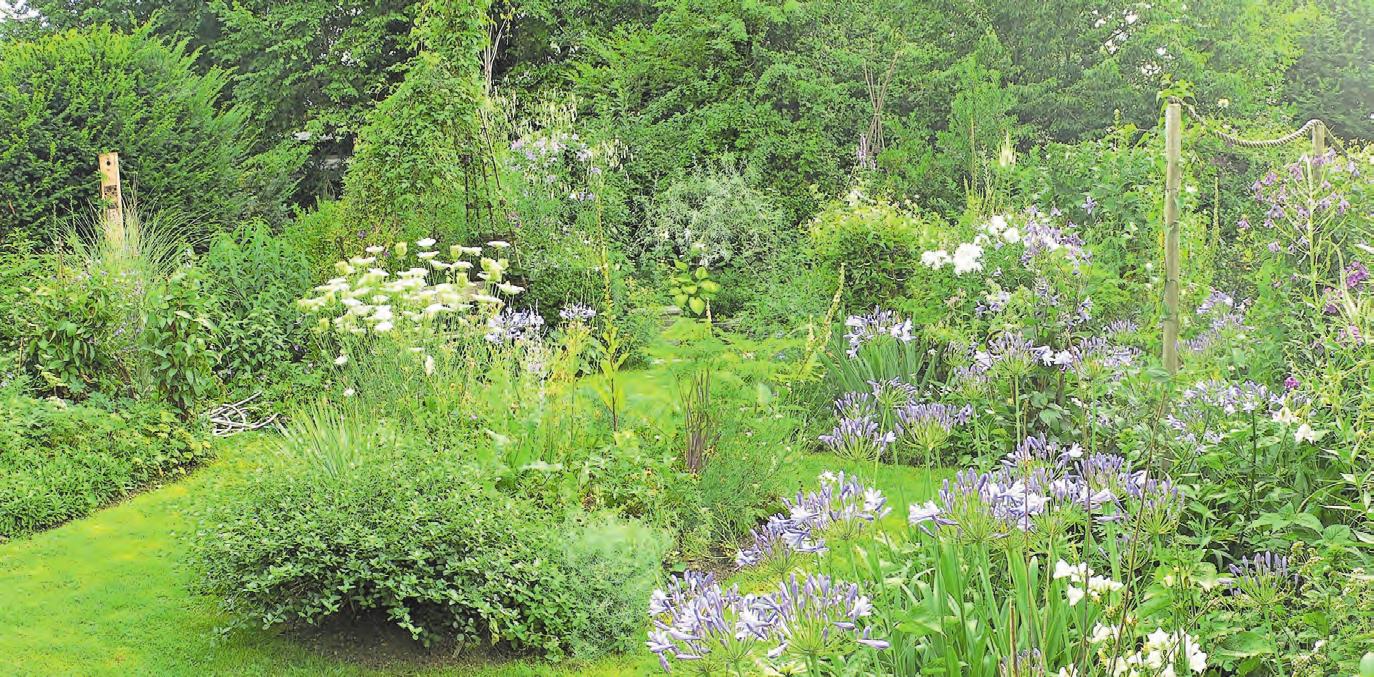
[
  {"x1": 484, "y1": 308, "x2": 545, "y2": 343},
  {"x1": 818, "y1": 416, "x2": 895, "y2": 461},
  {"x1": 761, "y1": 573, "x2": 886, "y2": 662},
  {"x1": 896, "y1": 402, "x2": 973, "y2": 434},
  {"x1": 843, "y1": 307, "x2": 914, "y2": 357},
  {"x1": 1228, "y1": 551, "x2": 1299, "y2": 593},
  {"x1": 737, "y1": 472, "x2": 890, "y2": 569},
  {"x1": 646, "y1": 571, "x2": 776, "y2": 673},
  {"x1": 833, "y1": 391, "x2": 877, "y2": 419},
  {"x1": 1081, "y1": 195, "x2": 1097, "y2": 214},
  {"x1": 868, "y1": 377, "x2": 921, "y2": 406},
  {"x1": 557, "y1": 303, "x2": 597, "y2": 322},
  {"x1": 1346, "y1": 261, "x2": 1369, "y2": 288},
  {"x1": 907, "y1": 436, "x2": 1181, "y2": 540},
  {"x1": 1283, "y1": 375, "x2": 1300, "y2": 391},
  {"x1": 1104, "y1": 319, "x2": 1139, "y2": 336}
]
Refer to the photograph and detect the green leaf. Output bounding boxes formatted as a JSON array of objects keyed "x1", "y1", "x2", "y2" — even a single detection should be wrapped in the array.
[
  {"x1": 688, "y1": 297, "x2": 705, "y2": 315},
  {"x1": 1218, "y1": 631, "x2": 1275, "y2": 659}
]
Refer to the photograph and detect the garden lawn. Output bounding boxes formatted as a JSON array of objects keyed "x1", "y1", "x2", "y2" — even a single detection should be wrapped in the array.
[{"x1": 0, "y1": 416, "x2": 945, "y2": 675}]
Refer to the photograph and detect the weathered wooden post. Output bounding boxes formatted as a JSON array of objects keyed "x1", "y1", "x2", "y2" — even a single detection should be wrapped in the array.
[
  {"x1": 1311, "y1": 120, "x2": 1326, "y2": 159},
  {"x1": 1162, "y1": 102, "x2": 1182, "y2": 374},
  {"x1": 98, "y1": 152, "x2": 125, "y2": 249}
]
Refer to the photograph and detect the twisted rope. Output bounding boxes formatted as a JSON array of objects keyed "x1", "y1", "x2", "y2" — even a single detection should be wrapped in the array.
[{"x1": 1169, "y1": 97, "x2": 1345, "y2": 152}]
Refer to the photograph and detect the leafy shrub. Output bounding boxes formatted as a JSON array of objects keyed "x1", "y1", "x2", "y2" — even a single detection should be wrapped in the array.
[
  {"x1": 19, "y1": 271, "x2": 121, "y2": 399},
  {"x1": 807, "y1": 188, "x2": 945, "y2": 310},
  {"x1": 557, "y1": 514, "x2": 671, "y2": 656},
  {"x1": 194, "y1": 410, "x2": 667, "y2": 658},
  {"x1": 140, "y1": 268, "x2": 218, "y2": 414},
  {"x1": 281, "y1": 199, "x2": 358, "y2": 279},
  {"x1": 0, "y1": 246, "x2": 50, "y2": 353},
  {"x1": 641, "y1": 165, "x2": 789, "y2": 269},
  {"x1": 0, "y1": 25, "x2": 252, "y2": 245},
  {"x1": 612, "y1": 277, "x2": 664, "y2": 369},
  {"x1": 516, "y1": 243, "x2": 603, "y2": 318},
  {"x1": 202, "y1": 222, "x2": 313, "y2": 384},
  {"x1": 733, "y1": 245, "x2": 834, "y2": 337},
  {"x1": 342, "y1": 2, "x2": 491, "y2": 239},
  {"x1": 0, "y1": 393, "x2": 212, "y2": 539}
]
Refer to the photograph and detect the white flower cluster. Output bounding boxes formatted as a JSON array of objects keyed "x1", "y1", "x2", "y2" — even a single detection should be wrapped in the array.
[
  {"x1": 1102, "y1": 628, "x2": 1208, "y2": 677},
  {"x1": 297, "y1": 237, "x2": 521, "y2": 337},
  {"x1": 921, "y1": 215, "x2": 1020, "y2": 276},
  {"x1": 1053, "y1": 560, "x2": 1124, "y2": 606}
]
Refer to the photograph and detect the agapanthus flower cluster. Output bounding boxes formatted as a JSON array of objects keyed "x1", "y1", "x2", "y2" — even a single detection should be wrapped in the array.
[
  {"x1": 953, "y1": 330, "x2": 1137, "y2": 387},
  {"x1": 736, "y1": 472, "x2": 890, "y2": 569},
  {"x1": 843, "y1": 307, "x2": 914, "y2": 357},
  {"x1": 1070, "y1": 336, "x2": 1140, "y2": 376},
  {"x1": 557, "y1": 303, "x2": 597, "y2": 323},
  {"x1": 298, "y1": 238, "x2": 518, "y2": 338},
  {"x1": 484, "y1": 308, "x2": 545, "y2": 344},
  {"x1": 647, "y1": 571, "x2": 886, "y2": 674},
  {"x1": 909, "y1": 436, "x2": 1182, "y2": 540},
  {"x1": 1226, "y1": 551, "x2": 1299, "y2": 606},
  {"x1": 895, "y1": 401, "x2": 973, "y2": 456},
  {"x1": 763, "y1": 573, "x2": 889, "y2": 663},
  {"x1": 646, "y1": 571, "x2": 773, "y2": 673},
  {"x1": 1164, "y1": 379, "x2": 1280, "y2": 446},
  {"x1": 817, "y1": 415, "x2": 895, "y2": 461},
  {"x1": 1184, "y1": 290, "x2": 1250, "y2": 353}
]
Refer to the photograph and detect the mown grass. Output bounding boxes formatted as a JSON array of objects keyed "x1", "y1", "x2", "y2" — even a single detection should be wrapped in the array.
[{"x1": 0, "y1": 334, "x2": 946, "y2": 676}]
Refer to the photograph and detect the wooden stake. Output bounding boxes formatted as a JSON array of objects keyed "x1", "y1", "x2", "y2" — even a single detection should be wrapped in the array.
[
  {"x1": 1162, "y1": 103, "x2": 1182, "y2": 375},
  {"x1": 98, "y1": 152, "x2": 125, "y2": 249},
  {"x1": 1311, "y1": 120, "x2": 1326, "y2": 159}
]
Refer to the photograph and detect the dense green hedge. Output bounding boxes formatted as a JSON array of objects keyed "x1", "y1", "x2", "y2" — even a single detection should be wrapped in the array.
[
  {"x1": 0, "y1": 26, "x2": 250, "y2": 245},
  {"x1": 0, "y1": 394, "x2": 212, "y2": 539}
]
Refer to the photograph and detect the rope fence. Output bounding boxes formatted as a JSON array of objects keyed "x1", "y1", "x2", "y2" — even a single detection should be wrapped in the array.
[
  {"x1": 1168, "y1": 96, "x2": 1346, "y2": 152},
  {"x1": 1159, "y1": 97, "x2": 1348, "y2": 374}
]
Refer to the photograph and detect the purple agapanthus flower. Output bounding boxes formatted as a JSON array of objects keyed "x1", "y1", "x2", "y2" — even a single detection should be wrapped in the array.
[
  {"x1": 484, "y1": 308, "x2": 545, "y2": 343},
  {"x1": 843, "y1": 307, "x2": 914, "y2": 357},
  {"x1": 558, "y1": 303, "x2": 597, "y2": 322}
]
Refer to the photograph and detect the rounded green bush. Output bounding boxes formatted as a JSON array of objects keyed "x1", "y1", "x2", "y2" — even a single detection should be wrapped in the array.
[
  {"x1": 0, "y1": 26, "x2": 250, "y2": 245},
  {"x1": 192, "y1": 420, "x2": 666, "y2": 658},
  {"x1": 807, "y1": 190, "x2": 945, "y2": 311}
]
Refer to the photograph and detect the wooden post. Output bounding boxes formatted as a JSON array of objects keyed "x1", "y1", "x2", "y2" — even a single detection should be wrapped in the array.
[
  {"x1": 1162, "y1": 102, "x2": 1182, "y2": 375},
  {"x1": 98, "y1": 152, "x2": 125, "y2": 249},
  {"x1": 1311, "y1": 120, "x2": 1326, "y2": 159}
]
